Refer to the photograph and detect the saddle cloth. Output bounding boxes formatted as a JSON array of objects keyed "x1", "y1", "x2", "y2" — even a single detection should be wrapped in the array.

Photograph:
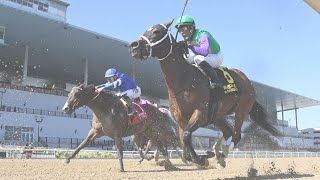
[
  {"x1": 127, "y1": 99, "x2": 151, "y2": 126},
  {"x1": 216, "y1": 66, "x2": 239, "y2": 95}
]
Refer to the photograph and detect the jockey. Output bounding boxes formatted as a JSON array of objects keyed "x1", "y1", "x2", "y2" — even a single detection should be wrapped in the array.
[
  {"x1": 175, "y1": 15, "x2": 223, "y2": 88},
  {"x1": 96, "y1": 68, "x2": 141, "y2": 117}
]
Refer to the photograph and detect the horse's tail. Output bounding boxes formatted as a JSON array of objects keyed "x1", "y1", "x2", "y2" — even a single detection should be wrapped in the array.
[{"x1": 249, "y1": 101, "x2": 282, "y2": 136}]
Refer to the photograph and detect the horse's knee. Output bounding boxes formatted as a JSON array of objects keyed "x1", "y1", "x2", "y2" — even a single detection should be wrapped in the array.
[
  {"x1": 232, "y1": 132, "x2": 241, "y2": 146},
  {"x1": 182, "y1": 131, "x2": 192, "y2": 144}
]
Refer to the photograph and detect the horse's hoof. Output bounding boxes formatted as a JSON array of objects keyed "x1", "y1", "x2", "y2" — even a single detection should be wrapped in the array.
[
  {"x1": 183, "y1": 154, "x2": 192, "y2": 162},
  {"x1": 217, "y1": 156, "x2": 226, "y2": 168},
  {"x1": 64, "y1": 159, "x2": 70, "y2": 164},
  {"x1": 195, "y1": 159, "x2": 209, "y2": 169},
  {"x1": 164, "y1": 160, "x2": 178, "y2": 171},
  {"x1": 146, "y1": 155, "x2": 154, "y2": 161},
  {"x1": 119, "y1": 169, "x2": 125, "y2": 172},
  {"x1": 181, "y1": 157, "x2": 188, "y2": 164},
  {"x1": 156, "y1": 160, "x2": 166, "y2": 166},
  {"x1": 198, "y1": 156, "x2": 210, "y2": 168}
]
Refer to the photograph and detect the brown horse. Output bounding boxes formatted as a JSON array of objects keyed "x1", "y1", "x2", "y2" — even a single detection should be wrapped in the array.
[
  {"x1": 129, "y1": 20, "x2": 281, "y2": 167},
  {"x1": 62, "y1": 84, "x2": 179, "y2": 171}
]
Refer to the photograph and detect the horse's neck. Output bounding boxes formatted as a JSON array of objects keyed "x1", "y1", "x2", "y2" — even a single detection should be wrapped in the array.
[
  {"x1": 159, "y1": 53, "x2": 199, "y2": 96},
  {"x1": 86, "y1": 94, "x2": 122, "y2": 119}
]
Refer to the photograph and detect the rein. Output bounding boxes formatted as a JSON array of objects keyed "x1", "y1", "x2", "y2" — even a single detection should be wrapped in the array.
[{"x1": 89, "y1": 91, "x2": 101, "y2": 103}]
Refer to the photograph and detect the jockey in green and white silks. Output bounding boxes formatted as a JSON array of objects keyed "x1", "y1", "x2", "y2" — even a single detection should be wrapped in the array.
[
  {"x1": 187, "y1": 29, "x2": 222, "y2": 68},
  {"x1": 175, "y1": 15, "x2": 223, "y2": 88}
]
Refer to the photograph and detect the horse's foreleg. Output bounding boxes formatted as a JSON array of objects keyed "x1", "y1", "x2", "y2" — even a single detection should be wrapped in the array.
[
  {"x1": 144, "y1": 140, "x2": 155, "y2": 161},
  {"x1": 65, "y1": 128, "x2": 99, "y2": 163},
  {"x1": 178, "y1": 126, "x2": 191, "y2": 162},
  {"x1": 114, "y1": 137, "x2": 124, "y2": 172},
  {"x1": 132, "y1": 134, "x2": 145, "y2": 164},
  {"x1": 155, "y1": 140, "x2": 176, "y2": 170},
  {"x1": 183, "y1": 109, "x2": 210, "y2": 167}
]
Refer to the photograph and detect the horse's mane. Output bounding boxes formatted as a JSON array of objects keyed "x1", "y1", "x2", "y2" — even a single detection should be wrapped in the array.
[
  {"x1": 81, "y1": 85, "x2": 124, "y2": 110},
  {"x1": 160, "y1": 33, "x2": 210, "y2": 91}
]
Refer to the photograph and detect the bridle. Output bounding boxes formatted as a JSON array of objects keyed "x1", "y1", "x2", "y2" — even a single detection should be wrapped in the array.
[{"x1": 140, "y1": 24, "x2": 173, "y2": 61}]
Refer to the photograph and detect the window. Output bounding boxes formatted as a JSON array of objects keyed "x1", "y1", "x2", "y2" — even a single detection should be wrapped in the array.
[
  {"x1": 8, "y1": 0, "x2": 49, "y2": 12},
  {"x1": 4, "y1": 125, "x2": 34, "y2": 141},
  {"x1": 0, "y1": 26, "x2": 5, "y2": 43}
]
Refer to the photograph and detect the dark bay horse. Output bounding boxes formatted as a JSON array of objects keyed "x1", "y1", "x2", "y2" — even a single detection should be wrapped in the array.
[
  {"x1": 62, "y1": 84, "x2": 179, "y2": 171},
  {"x1": 129, "y1": 20, "x2": 281, "y2": 167}
]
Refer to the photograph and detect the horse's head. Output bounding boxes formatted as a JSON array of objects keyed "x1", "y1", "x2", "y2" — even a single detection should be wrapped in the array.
[
  {"x1": 129, "y1": 20, "x2": 175, "y2": 60},
  {"x1": 63, "y1": 84, "x2": 96, "y2": 115}
]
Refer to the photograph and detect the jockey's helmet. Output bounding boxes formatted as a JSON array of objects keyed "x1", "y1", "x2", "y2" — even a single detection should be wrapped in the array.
[
  {"x1": 175, "y1": 15, "x2": 195, "y2": 28},
  {"x1": 105, "y1": 68, "x2": 118, "y2": 82}
]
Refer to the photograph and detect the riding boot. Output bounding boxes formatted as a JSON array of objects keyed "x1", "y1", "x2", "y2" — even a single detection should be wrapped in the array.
[
  {"x1": 122, "y1": 96, "x2": 137, "y2": 117},
  {"x1": 198, "y1": 61, "x2": 223, "y2": 89}
]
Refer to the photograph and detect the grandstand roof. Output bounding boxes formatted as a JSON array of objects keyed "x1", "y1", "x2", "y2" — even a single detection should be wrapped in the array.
[
  {"x1": 253, "y1": 81, "x2": 320, "y2": 111},
  {"x1": 1, "y1": 3, "x2": 320, "y2": 111},
  {"x1": 0, "y1": 3, "x2": 165, "y2": 98}
]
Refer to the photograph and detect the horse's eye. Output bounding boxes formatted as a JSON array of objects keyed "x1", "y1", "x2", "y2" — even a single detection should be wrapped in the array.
[{"x1": 153, "y1": 30, "x2": 160, "y2": 35}]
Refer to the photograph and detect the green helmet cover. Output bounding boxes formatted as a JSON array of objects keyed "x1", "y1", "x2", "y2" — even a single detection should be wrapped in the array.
[{"x1": 175, "y1": 15, "x2": 195, "y2": 28}]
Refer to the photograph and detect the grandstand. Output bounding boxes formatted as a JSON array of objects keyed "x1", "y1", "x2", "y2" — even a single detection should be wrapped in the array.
[{"x1": 0, "y1": 0, "x2": 320, "y2": 151}]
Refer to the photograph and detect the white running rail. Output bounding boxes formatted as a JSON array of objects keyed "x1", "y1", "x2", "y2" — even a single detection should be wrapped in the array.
[{"x1": 0, "y1": 147, "x2": 319, "y2": 159}]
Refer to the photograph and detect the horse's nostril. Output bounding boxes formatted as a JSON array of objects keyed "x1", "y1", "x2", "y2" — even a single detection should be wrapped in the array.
[{"x1": 130, "y1": 41, "x2": 139, "y2": 48}]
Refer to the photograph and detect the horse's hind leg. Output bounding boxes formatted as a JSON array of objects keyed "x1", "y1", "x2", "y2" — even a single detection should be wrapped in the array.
[
  {"x1": 154, "y1": 140, "x2": 176, "y2": 170},
  {"x1": 212, "y1": 118, "x2": 233, "y2": 168},
  {"x1": 233, "y1": 102, "x2": 254, "y2": 146},
  {"x1": 65, "y1": 128, "x2": 100, "y2": 164}
]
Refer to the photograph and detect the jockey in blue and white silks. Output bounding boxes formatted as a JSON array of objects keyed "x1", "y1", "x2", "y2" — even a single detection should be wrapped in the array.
[{"x1": 96, "y1": 68, "x2": 141, "y2": 117}]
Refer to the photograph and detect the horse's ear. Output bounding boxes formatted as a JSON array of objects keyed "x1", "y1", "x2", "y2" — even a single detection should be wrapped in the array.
[{"x1": 164, "y1": 19, "x2": 174, "y2": 29}]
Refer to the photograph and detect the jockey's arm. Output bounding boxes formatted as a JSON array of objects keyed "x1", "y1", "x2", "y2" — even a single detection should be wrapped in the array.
[
  {"x1": 189, "y1": 34, "x2": 210, "y2": 56},
  {"x1": 96, "y1": 79, "x2": 122, "y2": 91}
]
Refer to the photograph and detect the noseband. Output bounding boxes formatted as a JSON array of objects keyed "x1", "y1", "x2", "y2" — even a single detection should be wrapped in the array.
[{"x1": 140, "y1": 24, "x2": 173, "y2": 61}]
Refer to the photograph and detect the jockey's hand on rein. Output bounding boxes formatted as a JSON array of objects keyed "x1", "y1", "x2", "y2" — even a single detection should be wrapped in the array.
[{"x1": 177, "y1": 41, "x2": 188, "y2": 51}]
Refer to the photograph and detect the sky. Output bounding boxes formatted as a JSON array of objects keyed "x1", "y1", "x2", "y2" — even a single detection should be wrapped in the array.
[{"x1": 66, "y1": 0, "x2": 320, "y2": 129}]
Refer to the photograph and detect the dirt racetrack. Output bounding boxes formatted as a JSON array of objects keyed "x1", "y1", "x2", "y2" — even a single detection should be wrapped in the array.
[{"x1": 0, "y1": 158, "x2": 319, "y2": 180}]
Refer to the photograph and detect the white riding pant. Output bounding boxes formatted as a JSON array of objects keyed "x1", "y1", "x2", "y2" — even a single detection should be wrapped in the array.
[
  {"x1": 185, "y1": 51, "x2": 223, "y2": 68},
  {"x1": 116, "y1": 86, "x2": 141, "y2": 100}
]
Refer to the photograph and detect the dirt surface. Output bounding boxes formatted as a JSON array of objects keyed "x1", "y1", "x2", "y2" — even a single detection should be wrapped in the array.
[{"x1": 0, "y1": 158, "x2": 319, "y2": 180}]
